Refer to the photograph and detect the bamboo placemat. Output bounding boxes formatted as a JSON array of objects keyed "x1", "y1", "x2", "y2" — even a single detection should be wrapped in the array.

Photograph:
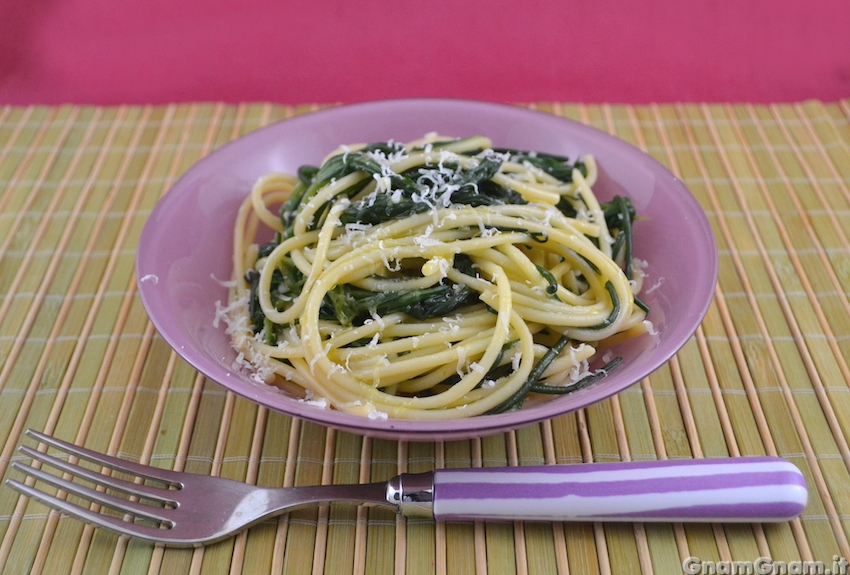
[{"x1": 1, "y1": 99, "x2": 849, "y2": 575}]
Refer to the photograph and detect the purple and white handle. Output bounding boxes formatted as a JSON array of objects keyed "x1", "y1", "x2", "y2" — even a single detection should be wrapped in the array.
[{"x1": 421, "y1": 457, "x2": 806, "y2": 523}]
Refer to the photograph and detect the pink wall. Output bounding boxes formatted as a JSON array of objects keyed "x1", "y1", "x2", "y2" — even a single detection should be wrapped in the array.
[{"x1": 1, "y1": 0, "x2": 848, "y2": 105}]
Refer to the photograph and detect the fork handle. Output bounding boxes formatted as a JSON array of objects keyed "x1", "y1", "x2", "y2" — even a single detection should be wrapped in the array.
[{"x1": 426, "y1": 457, "x2": 806, "y2": 522}]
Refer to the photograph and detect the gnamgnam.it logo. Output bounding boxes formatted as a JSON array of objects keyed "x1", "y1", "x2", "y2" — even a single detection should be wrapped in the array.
[{"x1": 682, "y1": 555, "x2": 849, "y2": 575}]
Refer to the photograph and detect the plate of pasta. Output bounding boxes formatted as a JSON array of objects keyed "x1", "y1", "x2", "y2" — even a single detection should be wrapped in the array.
[{"x1": 137, "y1": 99, "x2": 717, "y2": 441}]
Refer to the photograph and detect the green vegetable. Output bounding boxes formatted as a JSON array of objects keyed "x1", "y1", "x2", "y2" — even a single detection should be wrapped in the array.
[
  {"x1": 486, "y1": 333, "x2": 573, "y2": 414},
  {"x1": 494, "y1": 148, "x2": 587, "y2": 182},
  {"x1": 604, "y1": 196, "x2": 635, "y2": 279},
  {"x1": 586, "y1": 281, "x2": 621, "y2": 331},
  {"x1": 324, "y1": 280, "x2": 479, "y2": 326},
  {"x1": 338, "y1": 157, "x2": 525, "y2": 225},
  {"x1": 530, "y1": 356, "x2": 623, "y2": 394},
  {"x1": 535, "y1": 265, "x2": 559, "y2": 295}
]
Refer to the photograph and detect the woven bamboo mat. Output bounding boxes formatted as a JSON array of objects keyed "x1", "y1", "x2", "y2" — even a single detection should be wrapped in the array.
[{"x1": 1, "y1": 99, "x2": 849, "y2": 575}]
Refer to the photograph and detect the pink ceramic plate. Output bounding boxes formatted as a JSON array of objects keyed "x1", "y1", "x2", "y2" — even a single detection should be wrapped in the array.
[{"x1": 136, "y1": 99, "x2": 717, "y2": 441}]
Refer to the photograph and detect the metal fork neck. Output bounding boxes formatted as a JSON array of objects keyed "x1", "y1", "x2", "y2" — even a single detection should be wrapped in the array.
[{"x1": 385, "y1": 472, "x2": 435, "y2": 518}]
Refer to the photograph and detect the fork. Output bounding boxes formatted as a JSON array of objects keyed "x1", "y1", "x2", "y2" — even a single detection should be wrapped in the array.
[{"x1": 7, "y1": 429, "x2": 807, "y2": 547}]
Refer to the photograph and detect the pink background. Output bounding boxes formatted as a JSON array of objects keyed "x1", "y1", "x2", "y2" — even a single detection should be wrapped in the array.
[{"x1": 1, "y1": 0, "x2": 848, "y2": 105}]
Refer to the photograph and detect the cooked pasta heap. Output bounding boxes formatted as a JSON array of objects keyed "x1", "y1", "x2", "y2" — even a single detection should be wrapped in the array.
[{"x1": 218, "y1": 135, "x2": 650, "y2": 420}]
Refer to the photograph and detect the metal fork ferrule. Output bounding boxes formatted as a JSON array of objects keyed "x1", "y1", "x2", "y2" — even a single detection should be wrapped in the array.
[{"x1": 385, "y1": 472, "x2": 434, "y2": 518}]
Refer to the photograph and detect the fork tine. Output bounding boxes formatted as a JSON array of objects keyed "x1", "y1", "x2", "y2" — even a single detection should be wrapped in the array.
[
  {"x1": 5, "y1": 478, "x2": 188, "y2": 544},
  {"x1": 18, "y1": 445, "x2": 178, "y2": 504},
  {"x1": 25, "y1": 429, "x2": 185, "y2": 486},
  {"x1": 9, "y1": 462, "x2": 175, "y2": 526}
]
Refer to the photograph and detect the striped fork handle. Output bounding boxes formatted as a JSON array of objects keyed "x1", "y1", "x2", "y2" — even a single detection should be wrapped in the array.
[{"x1": 430, "y1": 457, "x2": 807, "y2": 523}]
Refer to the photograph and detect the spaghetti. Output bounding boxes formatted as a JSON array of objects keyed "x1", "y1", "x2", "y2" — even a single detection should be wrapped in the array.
[{"x1": 217, "y1": 135, "x2": 650, "y2": 420}]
